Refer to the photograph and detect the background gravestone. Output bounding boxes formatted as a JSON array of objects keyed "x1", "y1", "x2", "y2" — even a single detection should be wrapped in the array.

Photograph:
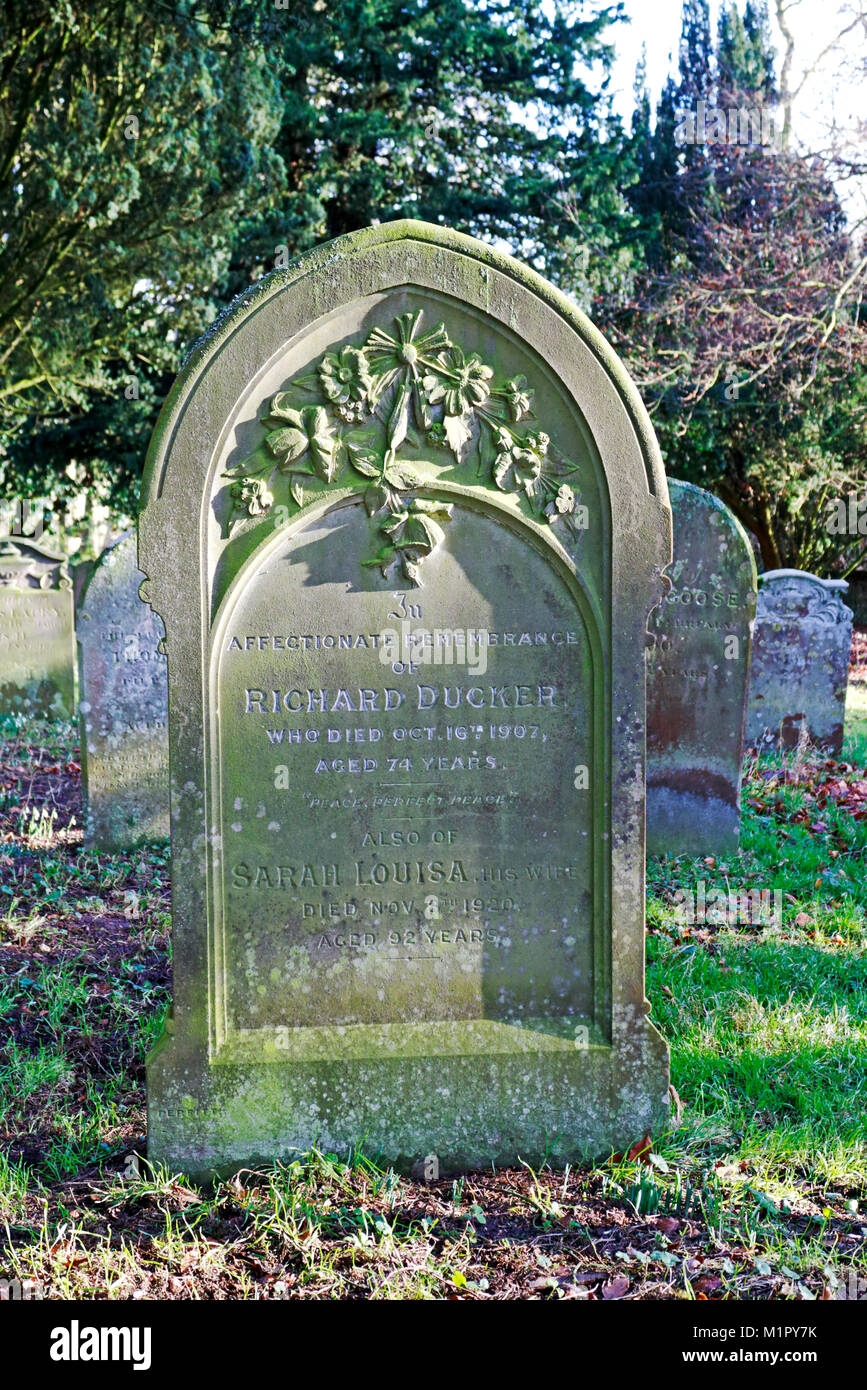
[
  {"x1": 0, "y1": 538, "x2": 74, "y2": 719},
  {"x1": 746, "y1": 569, "x2": 853, "y2": 754},
  {"x1": 72, "y1": 558, "x2": 95, "y2": 608},
  {"x1": 140, "y1": 219, "x2": 672, "y2": 1177},
  {"x1": 646, "y1": 480, "x2": 757, "y2": 856},
  {"x1": 77, "y1": 532, "x2": 169, "y2": 849}
]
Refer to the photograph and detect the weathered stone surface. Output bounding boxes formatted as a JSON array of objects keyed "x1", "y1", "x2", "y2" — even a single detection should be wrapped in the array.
[
  {"x1": 0, "y1": 538, "x2": 74, "y2": 719},
  {"x1": 77, "y1": 532, "x2": 169, "y2": 849},
  {"x1": 646, "y1": 480, "x2": 757, "y2": 855},
  {"x1": 72, "y1": 558, "x2": 95, "y2": 608},
  {"x1": 746, "y1": 569, "x2": 852, "y2": 753},
  {"x1": 140, "y1": 219, "x2": 672, "y2": 1178}
]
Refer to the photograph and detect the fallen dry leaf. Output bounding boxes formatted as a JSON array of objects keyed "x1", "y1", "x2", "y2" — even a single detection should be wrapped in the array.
[{"x1": 602, "y1": 1276, "x2": 630, "y2": 1300}]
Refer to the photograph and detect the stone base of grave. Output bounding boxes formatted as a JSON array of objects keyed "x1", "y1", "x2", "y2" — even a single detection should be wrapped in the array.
[{"x1": 146, "y1": 1014, "x2": 670, "y2": 1179}]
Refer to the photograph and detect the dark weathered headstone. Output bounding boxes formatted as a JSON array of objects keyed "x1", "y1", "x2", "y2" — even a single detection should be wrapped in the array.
[
  {"x1": 0, "y1": 538, "x2": 74, "y2": 719},
  {"x1": 77, "y1": 532, "x2": 169, "y2": 849},
  {"x1": 646, "y1": 480, "x2": 756, "y2": 855},
  {"x1": 140, "y1": 220, "x2": 672, "y2": 1177},
  {"x1": 72, "y1": 558, "x2": 95, "y2": 608},
  {"x1": 746, "y1": 569, "x2": 852, "y2": 753}
]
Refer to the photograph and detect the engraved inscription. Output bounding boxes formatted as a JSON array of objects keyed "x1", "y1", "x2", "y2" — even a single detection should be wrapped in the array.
[{"x1": 213, "y1": 503, "x2": 599, "y2": 1032}]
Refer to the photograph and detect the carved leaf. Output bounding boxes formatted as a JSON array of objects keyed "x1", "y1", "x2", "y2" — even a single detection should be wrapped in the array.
[
  {"x1": 387, "y1": 383, "x2": 412, "y2": 453},
  {"x1": 476, "y1": 426, "x2": 497, "y2": 475},
  {"x1": 346, "y1": 443, "x2": 382, "y2": 478},
  {"x1": 301, "y1": 406, "x2": 341, "y2": 482},
  {"x1": 383, "y1": 460, "x2": 421, "y2": 490},
  {"x1": 267, "y1": 427, "x2": 309, "y2": 467},
  {"x1": 224, "y1": 446, "x2": 273, "y2": 479},
  {"x1": 493, "y1": 451, "x2": 515, "y2": 490},
  {"x1": 267, "y1": 394, "x2": 304, "y2": 425},
  {"x1": 381, "y1": 510, "x2": 444, "y2": 556},
  {"x1": 413, "y1": 382, "x2": 433, "y2": 431},
  {"x1": 412, "y1": 499, "x2": 453, "y2": 520},
  {"x1": 443, "y1": 412, "x2": 472, "y2": 462},
  {"x1": 382, "y1": 510, "x2": 410, "y2": 537},
  {"x1": 402, "y1": 513, "x2": 444, "y2": 553},
  {"x1": 364, "y1": 483, "x2": 389, "y2": 515},
  {"x1": 363, "y1": 543, "x2": 399, "y2": 578}
]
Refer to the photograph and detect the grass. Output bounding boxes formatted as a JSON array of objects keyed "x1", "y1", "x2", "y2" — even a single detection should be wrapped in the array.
[
  {"x1": 0, "y1": 713, "x2": 865, "y2": 1299},
  {"x1": 845, "y1": 680, "x2": 867, "y2": 765}
]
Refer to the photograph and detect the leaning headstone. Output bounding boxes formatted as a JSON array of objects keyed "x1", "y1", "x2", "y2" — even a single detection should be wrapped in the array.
[
  {"x1": 71, "y1": 558, "x2": 95, "y2": 608},
  {"x1": 140, "y1": 219, "x2": 672, "y2": 1177},
  {"x1": 746, "y1": 569, "x2": 852, "y2": 753},
  {"x1": 77, "y1": 532, "x2": 169, "y2": 849},
  {"x1": 0, "y1": 538, "x2": 74, "y2": 719},
  {"x1": 646, "y1": 480, "x2": 757, "y2": 855}
]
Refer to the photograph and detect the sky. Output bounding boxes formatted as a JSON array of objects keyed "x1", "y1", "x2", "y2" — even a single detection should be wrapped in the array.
[{"x1": 603, "y1": 0, "x2": 866, "y2": 223}]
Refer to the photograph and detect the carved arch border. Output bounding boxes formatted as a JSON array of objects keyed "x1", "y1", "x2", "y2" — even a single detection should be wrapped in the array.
[{"x1": 205, "y1": 483, "x2": 610, "y2": 1060}]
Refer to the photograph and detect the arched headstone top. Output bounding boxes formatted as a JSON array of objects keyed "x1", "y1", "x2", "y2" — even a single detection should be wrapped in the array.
[
  {"x1": 748, "y1": 568, "x2": 853, "y2": 752},
  {"x1": 76, "y1": 530, "x2": 133, "y2": 609},
  {"x1": 0, "y1": 537, "x2": 74, "y2": 719},
  {"x1": 0, "y1": 537, "x2": 72, "y2": 592},
  {"x1": 139, "y1": 219, "x2": 669, "y2": 623},
  {"x1": 758, "y1": 569, "x2": 852, "y2": 625}
]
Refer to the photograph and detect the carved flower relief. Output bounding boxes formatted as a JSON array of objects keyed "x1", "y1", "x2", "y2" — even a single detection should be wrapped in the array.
[
  {"x1": 222, "y1": 308, "x2": 584, "y2": 582},
  {"x1": 318, "y1": 346, "x2": 374, "y2": 423},
  {"x1": 368, "y1": 498, "x2": 455, "y2": 587},
  {"x1": 423, "y1": 345, "x2": 493, "y2": 417},
  {"x1": 543, "y1": 481, "x2": 588, "y2": 539},
  {"x1": 548, "y1": 483, "x2": 575, "y2": 517},
  {"x1": 265, "y1": 401, "x2": 339, "y2": 482},
  {"x1": 502, "y1": 374, "x2": 534, "y2": 421},
  {"x1": 229, "y1": 477, "x2": 273, "y2": 524},
  {"x1": 364, "y1": 311, "x2": 451, "y2": 383},
  {"x1": 364, "y1": 310, "x2": 452, "y2": 432},
  {"x1": 493, "y1": 430, "x2": 549, "y2": 499}
]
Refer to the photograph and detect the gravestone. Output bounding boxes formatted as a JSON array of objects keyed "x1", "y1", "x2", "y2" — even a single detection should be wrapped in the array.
[
  {"x1": 746, "y1": 569, "x2": 852, "y2": 753},
  {"x1": 77, "y1": 532, "x2": 169, "y2": 849},
  {"x1": 140, "y1": 220, "x2": 672, "y2": 1177},
  {"x1": 0, "y1": 538, "x2": 74, "y2": 719},
  {"x1": 646, "y1": 480, "x2": 757, "y2": 855},
  {"x1": 72, "y1": 558, "x2": 95, "y2": 608}
]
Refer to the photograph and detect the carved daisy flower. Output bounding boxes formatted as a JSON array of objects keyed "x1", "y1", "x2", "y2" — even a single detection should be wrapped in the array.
[
  {"x1": 425, "y1": 345, "x2": 493, "y2": 416},
  {"x1": 318, "y1": 346, "x2": 374, "y2": 410},
  {"x1": 364, "y1": 311, "x2": 451, "y2": 393}
]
